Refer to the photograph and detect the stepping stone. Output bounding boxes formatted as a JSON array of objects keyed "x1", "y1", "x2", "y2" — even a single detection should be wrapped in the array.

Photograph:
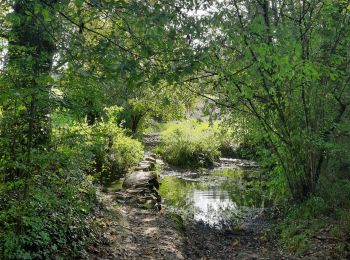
[{"x1": 123, "y1": 171, "x2": 158, "y2": 189}]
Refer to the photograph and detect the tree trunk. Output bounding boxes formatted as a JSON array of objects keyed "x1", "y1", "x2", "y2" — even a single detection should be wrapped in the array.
[{"x1": 2, "y1": 1, "x2": 57, "y2": 189}]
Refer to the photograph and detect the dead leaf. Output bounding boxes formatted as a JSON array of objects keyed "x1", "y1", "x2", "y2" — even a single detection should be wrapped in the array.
[{"x1": 232, "y1": 239, "x2": 240, "y2": 247}]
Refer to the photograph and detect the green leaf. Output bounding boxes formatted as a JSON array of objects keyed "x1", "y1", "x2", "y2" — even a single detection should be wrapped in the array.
[
  {"x1": 42, "y1": 9, "x2": 51, "y2": 22},
  {"x1": 75, "y1": 0, "x2": 84, "y2": 8},
  {"x1": 34, "y1": 3, "x2": 41, "y2": 15}
]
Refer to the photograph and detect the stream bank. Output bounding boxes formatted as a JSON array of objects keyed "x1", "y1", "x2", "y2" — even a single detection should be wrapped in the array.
[
  {"x1": 90, "y1": 202, "x2": 284, "y2": 259},
  {"x1": 159, "y1": 157, "x2": 286, "y2": 260},
  {"x1": 88, "y1": 133, "x2": 287, "y2": 259},
  {"x1": 86, "y1": 133, "x2": 349, "y2": 259}
]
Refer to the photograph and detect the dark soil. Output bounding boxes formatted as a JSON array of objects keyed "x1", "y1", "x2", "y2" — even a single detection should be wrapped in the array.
[{"x1": 184, "y1": 212, "x2": 286, "y2": 260}]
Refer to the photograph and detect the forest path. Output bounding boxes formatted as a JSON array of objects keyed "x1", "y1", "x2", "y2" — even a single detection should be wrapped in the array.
[
  {"x1": 88, "y1": 134, "x2": 184, "y2": 259},
  {"x1": 90, "y1": 133, "x2": 290, "y2": 259},
  {"x1": 88, "y1": 148, "x2": 185, "y2": 259},
  {"x1": 105, "y1": 202, "x2": 185, "y2": 259}
]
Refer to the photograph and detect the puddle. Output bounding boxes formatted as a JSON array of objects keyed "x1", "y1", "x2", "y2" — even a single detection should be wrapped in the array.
[
  {"x1": 191, "y1": 188, "x2": 238, "y2": 225},
  {"x1": 159, "y1": 160, "x2": 271, "y2": 227}
]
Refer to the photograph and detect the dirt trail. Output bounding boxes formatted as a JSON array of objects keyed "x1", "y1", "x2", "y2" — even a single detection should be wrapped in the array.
[
  {"x1": 102, "y1": 201, "x2": 185, "y2": 259},
  {"x1": 89, "y1": 133, "x2": 287, "y2": 259},
  {"x1": 90, "y1": 192, "x2": 287, "y2": 259},
  {"x1": 88, "y1": 189, "x2": 185, "y2": 259},
  {"x1": 89, "y1": 138, "x2": 186, "y2": 259}
]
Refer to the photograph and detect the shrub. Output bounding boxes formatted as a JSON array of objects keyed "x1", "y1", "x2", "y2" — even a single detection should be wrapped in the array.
[
  {"x1": 0, "y1": 106, "x2": 144, "y2": 258},
  {"x1": 157, "y1": 120, "x2": 220, "y2": 168},
  {"x1": 214, "y1": 125, "x2": 238, "y2": 157},
  {"x1": 89, "y1": 123, "x2": 144, "y2": 183},
  {"x1": 108, "y1": 133, "x2": 144, "y2": 177},
  {"x1": 277, "y1": 191, "x2": 350, "y2": 256},
  {"x1": 52, "y1": 106, "x2": 144, "y2": 183},
  {"x1": 216, "y1": 117, "x2": 259, "y2": 159},
  {"x1": 277, "y1": 198, "x2": 324, "y2": 256},
  {"x1": 0, "y1": 151, "x2": 97, "y2": 259}
]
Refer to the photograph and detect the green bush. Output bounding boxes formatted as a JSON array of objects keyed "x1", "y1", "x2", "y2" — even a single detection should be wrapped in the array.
[
  {"x1": 277, "y1": 198, "x2": 325, "y2": 256},
  {"x1": 52, "y1": 106, "x2": 144, "y2": 183},
  {"x1": 157, "y1": 120, "x2": 221, "y2": 168},
  {"x1": 215, "y1": 117, "x2": 259, "y2": 159},
  {"x1": 89, "y1": 123, "x2": 144, "y2": 183},
  {"x1": 0, "y1": 151, "x2": 97, "y2": 259},
  {"x1": 214, "y1": 125, "x2": 238, "y2": 157},
  {"x1": 0, "y1": 106, "x2": 144, "y2": 258},
  {"x1": 108, "y1": 133, "x2": 144, "y2": 175}
]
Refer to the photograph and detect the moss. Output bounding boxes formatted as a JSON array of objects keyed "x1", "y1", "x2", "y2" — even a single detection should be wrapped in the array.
[{"x1": 105, "y1": 180, "x2": 123, "y2": 192}]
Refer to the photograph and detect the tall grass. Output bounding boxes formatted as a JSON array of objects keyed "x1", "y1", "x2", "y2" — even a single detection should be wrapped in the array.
[{"x1": 156, "y1": 120, "x2": 221, "y2": 168}]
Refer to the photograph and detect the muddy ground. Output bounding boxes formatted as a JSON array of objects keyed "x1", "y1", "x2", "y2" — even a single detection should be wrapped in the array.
[
  {"x1": 89, "y1": 194, "x2": 347, "y2": 259},
  {"x1": 88, "y1": 194, "x2": 283, "y2": 260}
]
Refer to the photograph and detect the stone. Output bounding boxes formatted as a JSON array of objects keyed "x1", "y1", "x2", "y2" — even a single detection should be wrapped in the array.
[
  {"x1": 144, "y1": 199, "x2": 156, "y2": 209},
  {"x1": 144, "y1": 156, "x2": 157, "y2": 163},
  {"x1": 123, "y1": 171, "x2": 158, "y2": 189}
]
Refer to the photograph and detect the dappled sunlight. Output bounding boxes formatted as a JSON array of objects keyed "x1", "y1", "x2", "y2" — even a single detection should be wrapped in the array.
[
  {"x1": 1, "y1": 0, "x2": 349, "y2": 258},
  {"x1": 143, "y1": 227, "x2": 159, "y2": 236}
]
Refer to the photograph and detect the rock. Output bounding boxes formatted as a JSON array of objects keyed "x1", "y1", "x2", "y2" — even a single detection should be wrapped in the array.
[
  {"x1": 123, "y1": 171, "x2": 158, "y2": 189},
  {"x1": 150, "y1": 193, "x2": 161, "y2": 203},
  {"x1": 125, "y1": 188, "x2": 145, "y2": 194},
  {"x1": 144, "y1": 156, "x2": 157, "y2": 163},
  {"x1": 119, "y1": 152, "x2": 162, "y2": 209},
  {"x1": 156, "y1": 159, "x2": 165, "y2": 165},
  {"x1": 144, "y1": 199, "x2": 156, "y2": 209},
  {"x1": 134, "y1": 163, "x2": 152, "y2": 171},
  {"x1": 134, "y1": 162, "x2": 156, "y2": 171},
  {"x1": 137, "y1": 196, "x2": 148, "y2": 204}
]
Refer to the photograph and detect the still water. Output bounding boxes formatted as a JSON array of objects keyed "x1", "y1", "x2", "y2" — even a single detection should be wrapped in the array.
[
  {"x1": 192, "y1": 188, "x2": 237, "y2": 225},
  {"x1": 159, "y1": 159, "x2": 270, "y2": 226}
]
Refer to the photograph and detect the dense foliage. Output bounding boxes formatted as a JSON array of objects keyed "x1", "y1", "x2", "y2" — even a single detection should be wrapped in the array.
[
  {"x1": 0, "y1": 0, "x2": 349, "y2": 257},
  {"x1": 52, "y1": 107, "x2": 144, "y2": 183},
  {"x1": 179, "y1": 0, "x2": 350, "y2": 201}
]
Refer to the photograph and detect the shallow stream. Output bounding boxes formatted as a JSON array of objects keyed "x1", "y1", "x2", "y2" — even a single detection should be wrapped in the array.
[{"x1": 159, "y1": 158, "x2": 271, "y2": 227}]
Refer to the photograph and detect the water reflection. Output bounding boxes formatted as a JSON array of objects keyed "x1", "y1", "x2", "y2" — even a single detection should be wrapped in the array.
[
  {"x1": 159, "y1": 165, "x2": 271, "y2": 226},
  {"x1": 192, "y1": 188, "x2": 237, "y2": 225}
]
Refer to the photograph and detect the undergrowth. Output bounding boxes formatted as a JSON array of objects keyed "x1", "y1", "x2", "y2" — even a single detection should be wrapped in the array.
[
  {"x1": 53, "y1": 106, "x2": 144, "y2": 183},
  {"x1": 155, "y1": 120, "x2": 223, "y2": 168},
  {"x1": 276, "y1": 177, "x2": 350, "y2": 257},
  {"x1": 0, "y1": 106, "x2": 144, "y2": 259}
]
